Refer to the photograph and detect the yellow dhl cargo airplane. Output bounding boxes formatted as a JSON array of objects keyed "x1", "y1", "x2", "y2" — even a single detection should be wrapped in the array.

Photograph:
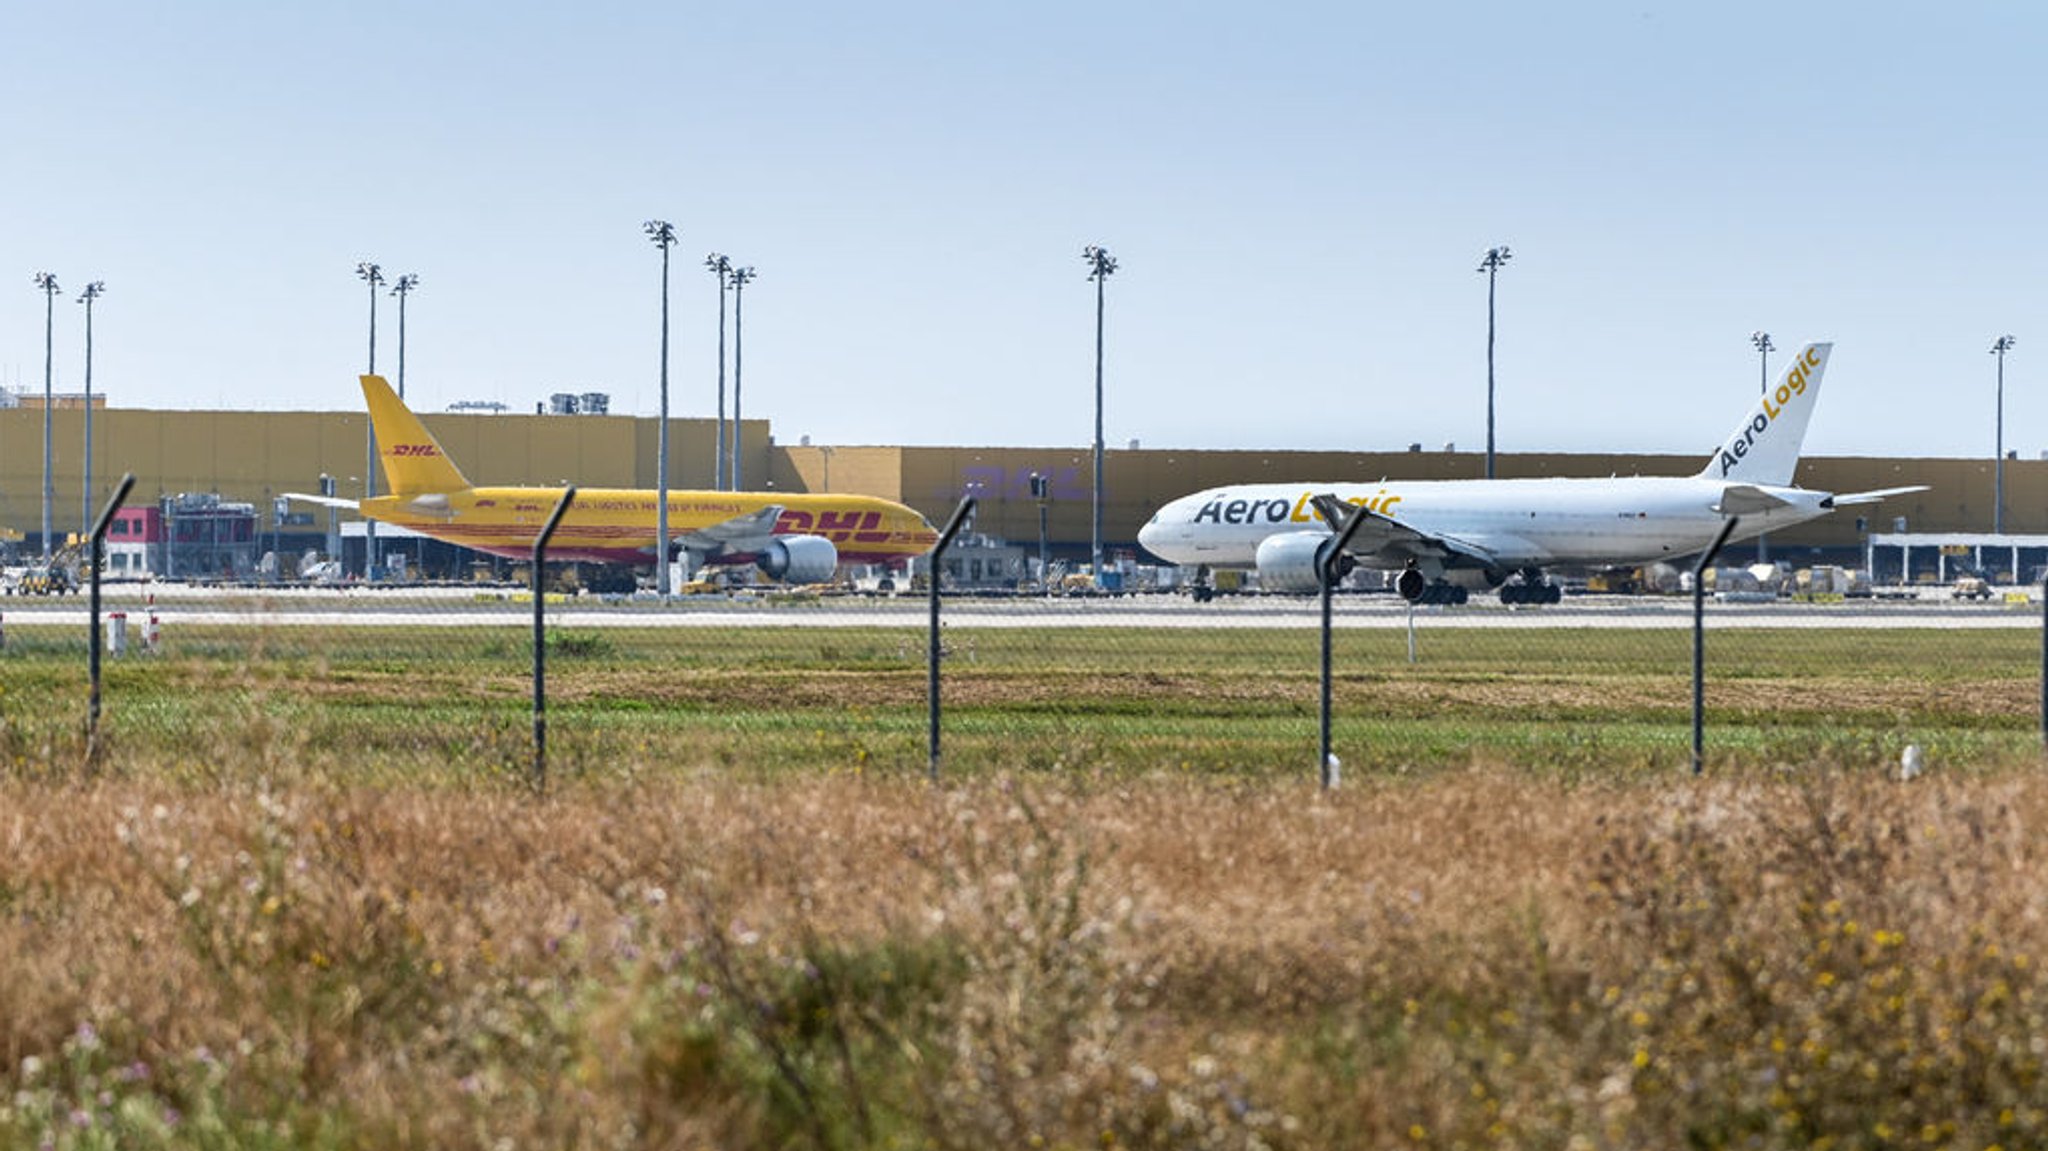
[{"x1": 289, "y1": 375, "x2": 938, "y2": 582}]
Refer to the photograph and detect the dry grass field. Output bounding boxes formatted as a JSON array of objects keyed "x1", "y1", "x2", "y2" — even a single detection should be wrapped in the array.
[
  {"x1": 4, "y1": 770, "x2": 2046, "y2": 1149},
  {"x1": 3, "y1": 620, "x2": 2046, "y2": 1147}
]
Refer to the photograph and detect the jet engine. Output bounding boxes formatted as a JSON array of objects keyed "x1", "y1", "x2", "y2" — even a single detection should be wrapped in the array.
[
  {"x1": 757, "y1": 535, "x2": 839, "y2": 583},
  {"x1": 1253, "y1": 531, "x2": 1353, "y2": 593}
]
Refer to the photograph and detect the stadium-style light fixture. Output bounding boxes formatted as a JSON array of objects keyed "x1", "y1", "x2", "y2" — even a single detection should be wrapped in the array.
[
  {"x1": 645, "y1": 220, "x2": 678, "y2": 597},
  {"x1": 390, "y1": 273, "x2": 419, "y2": 400},
  {"x1": 33, "y1": 271, "x2": 60, "y2": 557},
  {"x1": 728, "y1": 264, "x2": 757, "y2": 491},
  {"x1": 78, "y1": 280, "x2": 106, "y2": 538},
  {"x1": 355, "y1": 261, "x2": 385, "y2": 370},
  {"x1": 355, "y1": 261, "x2": 385, "y2": 576},
  {"x1": 1750, "y1": 330, "x2": 1775, "y2": 561},
  {"x1": 1477, "y1": 245, "x2": 1512, "y2": 481},
  {"x1": 1083, "y1": 244, "x2": 1118, "y2": 576},
  {"x1": 1992, "y1": 334, "x2": 2018, "y2": 536},
  {"x1": 705, "y1": 252, "x2": 732, "y2": 491}
]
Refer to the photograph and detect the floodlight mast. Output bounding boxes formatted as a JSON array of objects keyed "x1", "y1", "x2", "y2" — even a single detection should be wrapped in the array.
[
  {"x1": 79, "y1": 281, "x2": 106, "y2": 538},
  {"x1": 729, "y1": 265, "x2": 756, "y2": 491},
  {"x1": 356, "y1": 261, "x2": 385, "y2": 577},
  {"x1": 1477, "y1": 245, "x2": 1511, "y2": 481},
  {"x1": 391, "y1": 273, "x2": 419, "y2": 400},
  {"x1": 1083, "y1": 244, "x2": 1117, "y2": 577},
  {"x1": 705, "y1": 253, "x2": 732, "y2": 491},
  {"x1": 33, "y1": 271, "x2": 60, "y2": 558},
  {"x1": 1993, "y1": 334, "x2": 2018, "y2": 536},
  {"x1": 645, "y1": 220, "x2": 678, "y2": 597},
  {"x1": 1750, "y1": 331, "x2": 1774, "y2": 561}
]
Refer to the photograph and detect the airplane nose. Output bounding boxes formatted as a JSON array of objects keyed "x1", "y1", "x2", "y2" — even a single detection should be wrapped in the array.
[{"x1": 1137, "y1": 512, "x2": 1174, "y2": 560}]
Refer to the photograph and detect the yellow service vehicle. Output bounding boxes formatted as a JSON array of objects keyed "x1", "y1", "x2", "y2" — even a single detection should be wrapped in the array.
[{"x1": 16, "y1": 565, "x2": 77, "y2": 595}]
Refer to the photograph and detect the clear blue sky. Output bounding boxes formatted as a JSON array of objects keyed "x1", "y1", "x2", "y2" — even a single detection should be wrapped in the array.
[{"x1": 2, "y1": 2, "x2": 2041, "y2": 461}]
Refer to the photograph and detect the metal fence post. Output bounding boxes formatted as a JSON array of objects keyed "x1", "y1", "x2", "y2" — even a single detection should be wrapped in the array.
[
  {"x1": 1692, "y1": 515, "x2": 1740, "y2": 776},
  {"x1": 86, "y1": 473, "x2": 136, "y2": 769},
  {"x1": 927, "y1": 498, "x2": 976, "y2": 783},
  {"x1": 532, "y1": 486, "x2": 577, "y2": 793},
  {"x1": 1315, "y1": 495, "x2": 1370, "y2": 790}
]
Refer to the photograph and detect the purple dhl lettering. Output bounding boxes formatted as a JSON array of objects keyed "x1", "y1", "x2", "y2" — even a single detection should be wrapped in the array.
[{"x1": 959, "y1": 465, "x2": 1089, "y2": 501}]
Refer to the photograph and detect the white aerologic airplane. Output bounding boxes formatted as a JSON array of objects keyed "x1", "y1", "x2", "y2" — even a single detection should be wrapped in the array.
[{"x1": 1136, "y1": 341, "x2": 1926, "y2": 604}]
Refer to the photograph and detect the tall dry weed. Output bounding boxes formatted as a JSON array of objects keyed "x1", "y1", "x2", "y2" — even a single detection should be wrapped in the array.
[{"x1": 2, "y1": 766, "x2": 2046, "y2": 1148}]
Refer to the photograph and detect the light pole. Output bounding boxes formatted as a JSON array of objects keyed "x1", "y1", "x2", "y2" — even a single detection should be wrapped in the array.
[
  {"x1": 33, "y1": 271, "x2": 59, "y2": 557},
  {"x1": 705, "y1": 253, "x2": 731, "y2": 491},
  {"x1": 645, "y1": 220, "x2": 677, "y2": 595},
  {"x1": 729, "y1": 265, "x2": 756, "y2": 491},
  {"x1": 1083, "y1": 244, "x2": 1117, "y2": 575},
  {"x1": 1477, "y1": 246, "x2": 1511, "y2": 481},
  {"x1": 1993, "y1": 335, "x2": 2017, "y2": 536},
  {"x1": 1750, "y1": 331, "x2": 1774, "y2": 561},
  {"x1": 391, "y1": 273, "x2": 419, "y2": 400},
  {"x1": 1030, "y1": 471, "x2": 1051, "y2": 589},
  {"x1": 320, "y1": 473, "x2": 339, "y2": 565},
  {"x1": 356, "y1": 260, "x2": 385, "y2": 577},
  {"x1": 78, "y1": 280, "x2": 105, "y2": 539}
]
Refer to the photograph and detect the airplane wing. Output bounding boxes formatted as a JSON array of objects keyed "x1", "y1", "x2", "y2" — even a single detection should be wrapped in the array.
[
  {"x1": 282, "y1": 491, "x2": 360, "y2": 511},
  {"x1": 1309, "y1": 494, "x2": 1501, "y2": 569},
  {"x1": 1714, "y1": 485, "x2": 1794, "y2": 515},
  {"x1": 675, "y1": 505, "x2": 785, "y2": 554},
  {"x1": 1830, "y1": 485, "x2": 1930, "y2": 506}
]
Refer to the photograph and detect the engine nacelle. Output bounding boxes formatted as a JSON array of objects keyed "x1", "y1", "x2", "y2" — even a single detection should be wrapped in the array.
[
  {"x1": 1254, "y1": 531, "x2": 1352, "y2": 593},
  {"x1": 1396, "y1": 567, "x2": 1428, "y2": 602},
  {"x1": 757, "y1": 535, "x2": 839, "y2": 583}
]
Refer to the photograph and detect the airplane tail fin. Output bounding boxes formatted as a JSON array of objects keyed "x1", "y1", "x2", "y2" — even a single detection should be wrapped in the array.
[
  {"x1": 1697, "y1": 341, "x2": 1832, "y2": 487},
  {"x1": 362, "y1": 374, "x2": 473, "y2": 496}
]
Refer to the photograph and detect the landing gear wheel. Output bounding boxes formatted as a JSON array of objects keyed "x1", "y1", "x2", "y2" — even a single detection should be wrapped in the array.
[
  {"x1": 1415, "y1": 582, "x2": 1467, "y2": 605},
  {"x1": 1500, "y1": 578, "x2": 1563, "y2": 606}
]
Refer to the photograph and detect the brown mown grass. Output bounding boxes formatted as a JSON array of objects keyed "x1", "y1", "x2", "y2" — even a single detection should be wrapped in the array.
[{"x1": 3, "y1": 765, "x2": 2045, "y2": 1149}]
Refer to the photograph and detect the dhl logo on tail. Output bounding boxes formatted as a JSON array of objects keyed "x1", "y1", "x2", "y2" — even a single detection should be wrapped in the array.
[{"x1": 363, "y1": 374, "x2": 474, "y2": 496}]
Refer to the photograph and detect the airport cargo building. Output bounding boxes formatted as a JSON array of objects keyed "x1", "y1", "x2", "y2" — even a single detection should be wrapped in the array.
[{"x1": 0, "y1": 402, "x2": 2028, "y2": 579}]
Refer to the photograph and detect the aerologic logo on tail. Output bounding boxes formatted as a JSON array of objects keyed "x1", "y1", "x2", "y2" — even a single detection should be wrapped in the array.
[{"x1": 1717, "y1": 345, "x2": 1822, "y2": 476}]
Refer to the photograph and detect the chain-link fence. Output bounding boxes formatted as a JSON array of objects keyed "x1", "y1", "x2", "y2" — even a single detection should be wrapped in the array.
[{"x1": 5, "y1": 543, "x2": 2044, "y2": 784}]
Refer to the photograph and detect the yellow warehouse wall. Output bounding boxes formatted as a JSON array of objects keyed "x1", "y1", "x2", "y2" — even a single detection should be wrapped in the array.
[{"x1": 0, "y1": 406, "x2": 2030, "y2": 556}]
